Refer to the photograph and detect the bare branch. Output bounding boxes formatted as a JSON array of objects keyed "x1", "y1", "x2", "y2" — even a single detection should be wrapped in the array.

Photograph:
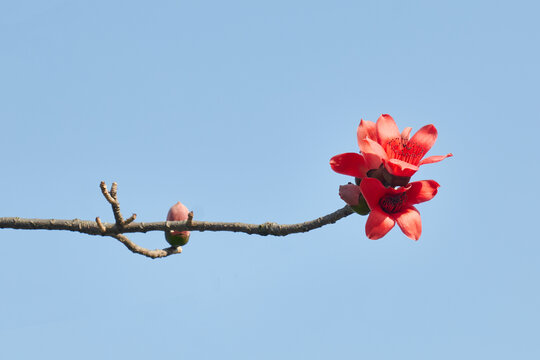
[
  {"x1": 0, "y1": 206, "x2": 353, "y2": 237},
  {"x1": 0, "y1": 181, "x2": 355, "y2": 258}
]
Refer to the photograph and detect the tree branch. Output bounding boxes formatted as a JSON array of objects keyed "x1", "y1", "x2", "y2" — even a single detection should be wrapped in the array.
[
  {"x1": 0, "y1": 181, "x2": 354, "y2": 259},
  {"x1": 0, "y1": 206, "x2": 353, "y2": 236}
]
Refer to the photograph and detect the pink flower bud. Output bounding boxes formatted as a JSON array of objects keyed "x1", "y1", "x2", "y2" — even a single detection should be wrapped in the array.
[
  {"x1": 339, "y1": 184, "x2": 361, "y2": 206},
  {"x1": 165, "y1": 201, "x2": 191, "y2": 246},
  {"x1": 339, "y1": 184, "x2": 370, "y2": 215}
]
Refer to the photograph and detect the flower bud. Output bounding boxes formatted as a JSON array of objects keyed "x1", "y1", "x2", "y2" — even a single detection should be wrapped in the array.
[
  {"x1": 165, "y1": 201, "x2": 191, "y2": 246},
  {"x1": 339, "y1": 184, "x2": 370, "y2": 215}
]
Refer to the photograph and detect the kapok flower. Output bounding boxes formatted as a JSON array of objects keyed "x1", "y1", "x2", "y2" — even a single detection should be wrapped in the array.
[
  {"x1": 339, "y1": 183, "x2": 369, "y2": 215},
  {"x1": 359, "y1": 177, "x2": 440, "y2": 240},
  {"x1": 359, "y1": 114, "x2": 452, "y2": 178},
  {"x1": 165, "y1": 201, "x2": 191, "y2": 246}
]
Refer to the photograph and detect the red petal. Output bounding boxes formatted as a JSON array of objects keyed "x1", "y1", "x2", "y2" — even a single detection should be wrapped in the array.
[
  {"x1": 376, "y1": 114, "x2": 400, "y2": 150},
  {"x1": 408, "y1": 124, "x2": 438, "y2": 155},
  {"x1": 358, "y1": 138, "x2": 387, "y2": 169},
  {"x1": 357, "y1": 119, "x2": 377, "y2": 146},
  {"x1": 406, "y1": 180, "x2": 440, "y2": 205},
  {"x1": 383, "y1": 158, "x2": 419, "y2": 177},
  {"x1": 395, "y1": 206, "x2": 422, "y2": 240},
  {"x1": 365, "y1": 208, "x2": 395, "y2": 240},
  {"x1": 419, "y1": 153, "x2": 453, "y2": 165},
  {"x1": 330, "y1": 153, "x2": 368, "y2": 178},
  {"x1": 359, "y1": 177, "x2": 388, "y2": 211}
]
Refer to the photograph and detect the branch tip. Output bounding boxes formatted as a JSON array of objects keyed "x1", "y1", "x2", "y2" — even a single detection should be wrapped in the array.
[
  {"x1": 125, "y1": 214, "x2": 137, "y2": 225},
  {"x1": 99, "y1": 181, "x2": 116, "y2": 205},
  {"x1": 95, "y1": 217, "x2": 106, "y2": 233}
]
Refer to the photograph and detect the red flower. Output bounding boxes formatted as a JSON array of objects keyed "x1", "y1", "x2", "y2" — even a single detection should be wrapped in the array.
[
  {"x1": 330, "y1": 114, "x2": 451, "y2": 181},
  {"x1": 360, "y1": 177, "x2": 440, "y2": 240},
  {"x1": 359, "y1": 114, "x2": 452, "y2": 177}
]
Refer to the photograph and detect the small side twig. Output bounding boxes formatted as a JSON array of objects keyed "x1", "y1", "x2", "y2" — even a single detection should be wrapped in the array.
[
  {"x1": 112, "y1": 234, "x2": 181, "y2": 259},
  {"x1": 100, "y1": 181, "x2": 125, "y2": 227},
  {"x1": 124, "y1": 213, "x2": 137, "y2": 225},
  {"x1": 95, "y1": 217, "x2": 106, "y2": 233}
]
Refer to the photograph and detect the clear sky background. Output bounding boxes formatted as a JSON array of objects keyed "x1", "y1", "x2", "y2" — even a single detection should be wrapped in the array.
[{"x1": 1, "y1": 0, "x2": 538, "y2": 359}]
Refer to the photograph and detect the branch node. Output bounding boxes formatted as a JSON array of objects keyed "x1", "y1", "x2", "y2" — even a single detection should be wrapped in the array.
[{"x1": 187, "y1": 211, "x2": 194, "y2": 226}]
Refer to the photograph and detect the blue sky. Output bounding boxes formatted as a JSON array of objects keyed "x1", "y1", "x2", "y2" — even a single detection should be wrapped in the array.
[{"x1": 1, "y1": 0, "x2": 539, "y2": 359}]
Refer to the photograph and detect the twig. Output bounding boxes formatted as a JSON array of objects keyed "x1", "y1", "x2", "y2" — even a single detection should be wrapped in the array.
[
  {"x1": 124, "y1": 213, "x2": 137, "y2": 225},
  {"x1": 100, "y1": 181, "x2": 124, "y2": 226},
  {"x1": 95, "y1": 217, "x2": 106, "y2": 233},
  {"x1": 112, "y1": 234, "x2": 181, "y2": 259}
]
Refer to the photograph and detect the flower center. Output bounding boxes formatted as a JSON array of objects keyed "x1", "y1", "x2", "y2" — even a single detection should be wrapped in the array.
[
  {"x1": 379, "y1": 193, "x2": 407, "y2": 214},
  {"x1": 385, "y1": 138, "x2": 427, "y2": 166}
]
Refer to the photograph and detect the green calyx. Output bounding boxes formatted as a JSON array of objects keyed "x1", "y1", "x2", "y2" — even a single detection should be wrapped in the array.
[
  {"x1": 351, "y1": 193, "x2": 370, "y2": 215},
  {"x1": 165, "y1": 231, "x2": 190, "y2": 247}
]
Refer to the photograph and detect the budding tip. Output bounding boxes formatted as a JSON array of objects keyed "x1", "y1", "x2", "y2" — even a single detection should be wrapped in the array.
[{"x1": 166, "y1": 201, "x2": 191, "y2": 246}]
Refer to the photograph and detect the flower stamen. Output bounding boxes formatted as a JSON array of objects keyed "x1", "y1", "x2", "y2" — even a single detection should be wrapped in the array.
[
  {"x1": 385, "y1": 138, "x2": 427, "y2": 166},
  {"x1": 379, "y1": 193, "x2": 407, "y2": 214}
]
